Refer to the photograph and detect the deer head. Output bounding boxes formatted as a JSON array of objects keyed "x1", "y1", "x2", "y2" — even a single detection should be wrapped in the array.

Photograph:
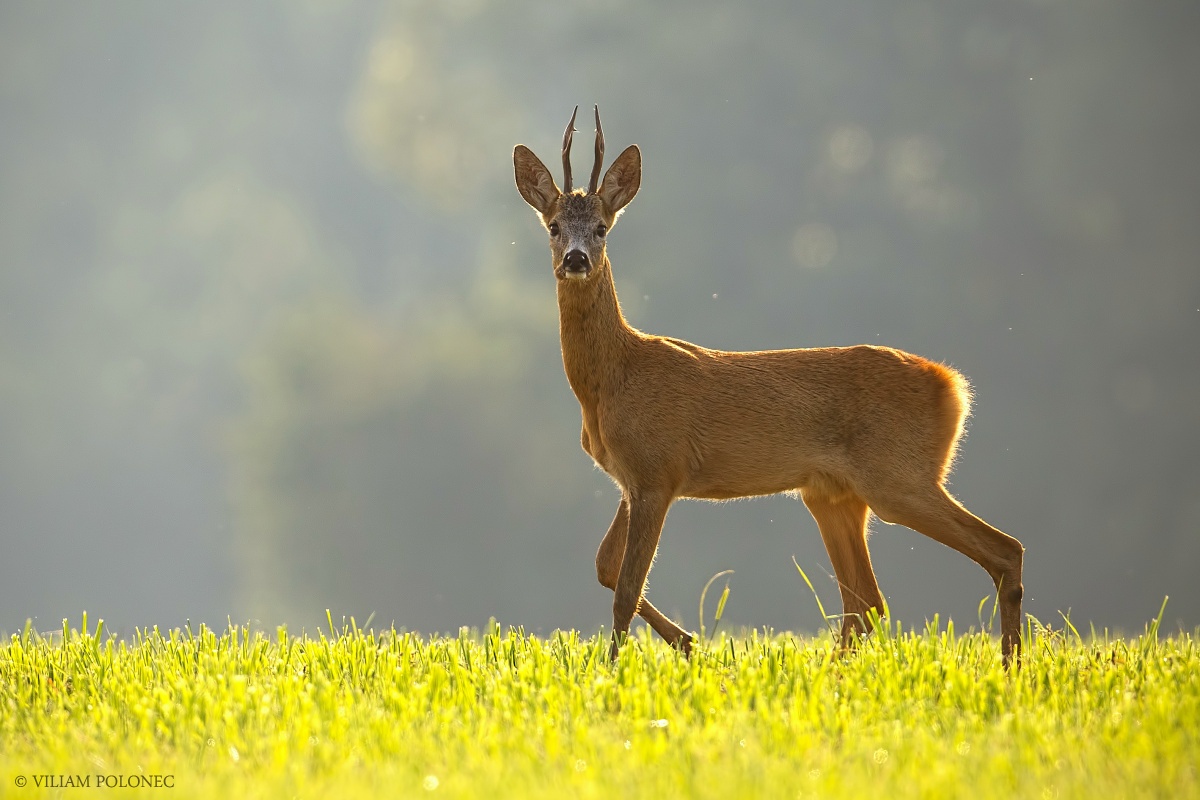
[{"x1": 513, "y1": 106, "x2": 641, "y2": 281}]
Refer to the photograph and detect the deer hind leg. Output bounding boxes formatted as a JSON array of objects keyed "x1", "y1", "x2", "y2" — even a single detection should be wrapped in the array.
[
  {"x1": 869, "y1": 485, "x2": 1024, "y2": 666},
  {"x1": 596, "y1": 497, "x2": 692, "y2": 655},
  {"x1": 801, "y1": 490, "x2": 885, "y2": 646}
]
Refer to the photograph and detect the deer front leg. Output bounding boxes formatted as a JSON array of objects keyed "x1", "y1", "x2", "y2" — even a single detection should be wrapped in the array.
[
  {"x1": 609, "y1": 491, "x2": 674, "y2": 660},
  {"x1": 597, "y1": 498, "x2": 693, "y2": 655}
]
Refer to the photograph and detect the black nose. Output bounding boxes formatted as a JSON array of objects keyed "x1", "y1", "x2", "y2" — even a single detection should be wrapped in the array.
[{"x1": 563, "y1": 249, "x2": 590, "y2": 273}]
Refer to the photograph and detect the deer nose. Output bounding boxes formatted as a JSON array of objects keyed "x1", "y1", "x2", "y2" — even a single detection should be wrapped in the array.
[{"x1": 563, "y1": 249, "x2": 590, "y2": 275}]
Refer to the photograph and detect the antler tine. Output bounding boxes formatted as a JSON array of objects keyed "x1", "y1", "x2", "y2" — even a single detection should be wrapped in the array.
[
  {"x1": 588, "y1": 104, "x2": 605, "y2": 194},
  {"x1": 561, "y1": 105, "x2": 579, "y2": 192}
]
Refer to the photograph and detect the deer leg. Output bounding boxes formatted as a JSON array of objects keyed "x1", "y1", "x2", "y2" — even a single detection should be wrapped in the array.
[
  {"x1": 870, "y1": 485, "x2": 1024, "y2": 666},
  {"x1": 596, "y1": 498, "x2": 693, "y2": 654},
  {"x1": 609, "y1": 491, "x2": 673, "y2": 660},
  {"x1": 802, "y1": 491, "x2": 884, "y2": 646}
]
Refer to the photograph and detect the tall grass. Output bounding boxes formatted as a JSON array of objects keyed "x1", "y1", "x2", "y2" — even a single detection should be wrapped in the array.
[{"x1": 1, "y1": 610, "x2": 1196, "y2": 799}]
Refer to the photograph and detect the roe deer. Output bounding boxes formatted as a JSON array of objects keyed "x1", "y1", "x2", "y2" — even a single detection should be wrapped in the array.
[{"x1": 513, "y1": 106, "x2": 1025, "y2": 666}]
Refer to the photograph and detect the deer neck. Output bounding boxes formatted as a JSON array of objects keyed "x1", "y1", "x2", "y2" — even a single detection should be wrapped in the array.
[{"x1": 556, "y1": 257, "x2": 635, "y2": 407}]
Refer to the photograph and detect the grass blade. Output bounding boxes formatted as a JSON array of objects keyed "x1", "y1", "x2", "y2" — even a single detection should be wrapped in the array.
[
  {"x1": 698, "y1": 569, "x2": 734, "y2": 642},
  {"x1": 792, "y1": 556, "x2": 836, "y2": 635}
]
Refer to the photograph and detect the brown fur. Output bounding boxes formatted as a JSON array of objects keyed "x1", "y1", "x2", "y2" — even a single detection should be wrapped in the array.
[{"x1": 513, "y1": 122, "x2": 1025, "y2": 666}]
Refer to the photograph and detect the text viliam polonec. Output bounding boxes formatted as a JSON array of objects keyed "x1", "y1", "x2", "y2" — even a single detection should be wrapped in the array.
[{"x1": 15, "y1": 773, "x2": 175, "y2": 789}]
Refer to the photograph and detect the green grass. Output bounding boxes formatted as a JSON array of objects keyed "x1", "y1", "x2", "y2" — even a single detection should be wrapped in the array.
[{"x1": 2, "y1": 611, "x2": 1197, "y2": 799}]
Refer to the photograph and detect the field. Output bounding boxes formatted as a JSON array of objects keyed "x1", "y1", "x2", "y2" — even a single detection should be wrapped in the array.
[{"x1": 2, "y1": 611, "x2": 1197, "y2": 799}]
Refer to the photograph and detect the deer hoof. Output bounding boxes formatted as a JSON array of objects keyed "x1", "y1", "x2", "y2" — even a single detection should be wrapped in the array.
[{"x1": 677, "y1": 632, "x2": 694, "y2": 658}]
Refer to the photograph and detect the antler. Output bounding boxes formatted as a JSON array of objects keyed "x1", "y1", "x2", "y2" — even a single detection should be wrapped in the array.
[
  {"x1": 561, "y1": 105, "x2": 579, "y2": 191},
  {"x1": 588, "y1": 105, "x2": 605, "y2": 194}
]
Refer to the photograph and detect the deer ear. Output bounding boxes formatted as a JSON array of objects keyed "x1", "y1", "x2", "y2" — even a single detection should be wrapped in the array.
[
  {"x1": 514, "y1": 145, "x2": 560, "y2": 216},
  {"x1": 598, "y1": 145, "x2": 641, "y2": 215}
]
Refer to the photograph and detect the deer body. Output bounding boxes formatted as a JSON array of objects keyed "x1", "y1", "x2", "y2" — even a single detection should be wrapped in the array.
[{"x1": 515, "y1": 107, "x2": 1025, "y2": 666}]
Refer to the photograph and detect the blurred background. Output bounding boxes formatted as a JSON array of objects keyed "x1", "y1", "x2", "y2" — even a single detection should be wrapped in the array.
[{"x1": 2, "y1": 0, "x2": 1197, "y2": 638}]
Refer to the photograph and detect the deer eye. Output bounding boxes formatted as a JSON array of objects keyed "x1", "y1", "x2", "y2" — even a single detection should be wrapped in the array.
[
  {"x1": 547, "y1": 222, "x2": 560, "y2": 237},
  {"x1": 595, "y1": 225, "x2": 607, "y2": 238}
]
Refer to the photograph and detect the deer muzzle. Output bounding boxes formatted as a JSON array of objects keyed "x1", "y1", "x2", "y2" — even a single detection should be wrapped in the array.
[{"x1": 562, "y1": 249, "x2": 591, "y2": 279}]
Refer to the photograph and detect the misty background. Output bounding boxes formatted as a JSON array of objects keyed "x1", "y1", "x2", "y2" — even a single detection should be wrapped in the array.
[{"x1": 2, "y1": 1, "x2": 1197, "y2": 638}]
